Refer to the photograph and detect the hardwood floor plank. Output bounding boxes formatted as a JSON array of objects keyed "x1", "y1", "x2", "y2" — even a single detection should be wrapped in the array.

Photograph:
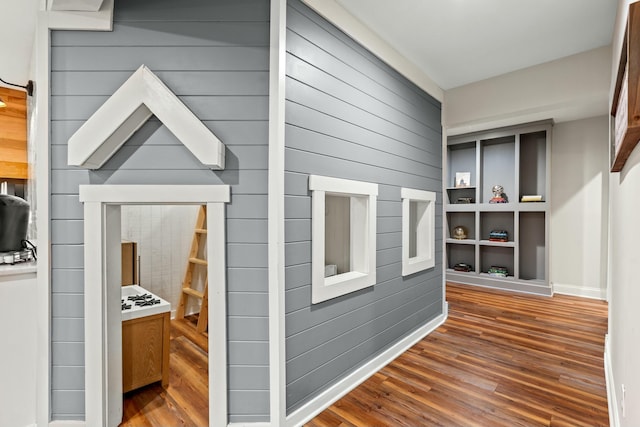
[{"x1": 306, "y1": 283, "x2": 609, "y2": 427}]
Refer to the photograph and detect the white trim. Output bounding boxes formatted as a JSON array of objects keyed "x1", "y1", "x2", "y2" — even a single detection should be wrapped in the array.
[
  {"x1": 79, "y1": 184, "x2": 230, "y2": 204},
  {"x1": 68, "y1": 65, "x2": 226, "y2": 170},
  {"x1": 285, "y1": 312, "x2": 447, "y2": 427},
  {"x1": 47, "y1": 0, "x2": 113, "y2": 30},
  {"x1": 441, "y1": 109, "x2": 448, "y2": 317},
  {"x1": 308, "y1": 175, "x2": 378, "y2": 196},
  {"x1": 80, "y1": 185, "x2": 230, "y2": 427},
  {"x1": 552, "y1": 283, "x2": 607, "y2": 300},
  {"x1": 299, "y1": 0, "x2": 443, "y2": 102},
  {"x1": 49, "y1": 422, "x2": 87, "y2": 427},
  {"x1": 401, "y1": 188, "x2": 436, "y2": 276},
  {"x1": 208, "y1": 202, "x2": 228, "y2": 427},
  {"x1": 36, "y1": 4, "x2": 117, "y2": 424},
  {"x1": 268, "y1": 0, "x2": 287, "y2": 425},
  {"x1": 49, "y1": 0, "x2": 105, "y2": 11},
  {"x1": 309, "y1": 176, "x2": 378, "y2": 304},
  {"x1": 228, "y1": 423, "x2": 271, "y2": 427},
  {"x1": 35, "y1": 10, "x2": 52, "y2": 427},
  {"x1": 604, "y1": 334, "x2": 620, "y2": 427}
]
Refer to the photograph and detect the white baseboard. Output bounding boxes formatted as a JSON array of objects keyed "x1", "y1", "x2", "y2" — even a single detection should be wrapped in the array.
[
  {"x1": 552, "y1": 283, "x2": 607, "y2": 300},
  {"x1": 604, "y1": 334, "x2": 620, "y2": 427},
  {"x1": 228, "y1": 423, "x2": 270, "y2": 427},
  {"x1": 49, "y1": 421, "x2": 86, "y2": 427},
  {"x1": 285, "y1": 312, "x2": 448, "y2": 427}
]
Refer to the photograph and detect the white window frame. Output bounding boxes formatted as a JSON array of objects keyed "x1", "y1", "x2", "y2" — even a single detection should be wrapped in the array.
[
  {"x1": 309, "y1": 175, "x2": 378, "y2": 304},
  {"x1": 401, "y1": 188, "x2": 436, "y2": 276}
]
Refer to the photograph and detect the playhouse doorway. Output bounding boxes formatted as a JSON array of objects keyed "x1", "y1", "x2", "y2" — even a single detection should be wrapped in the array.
[
  {"x1": 118, "y1": 204, "x2": 209, "y2": 426},
  {"x1": 80, "y1": 185, "x2": 229, "y2": 427}
]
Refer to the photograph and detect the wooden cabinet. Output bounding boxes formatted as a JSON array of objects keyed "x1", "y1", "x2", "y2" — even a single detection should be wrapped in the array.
[
  {"x1": 122, "y1": 312, "x2": 170, "y2": 393},
  {"x1": 121, "y1": 241, "x2": 137, "y2": 285},
  {"x1": 0, "y1": 87, "x2": 28, "y2": 180},
  {"x1": 445, "y1": 121, "x2": 551, "y2": 296}
]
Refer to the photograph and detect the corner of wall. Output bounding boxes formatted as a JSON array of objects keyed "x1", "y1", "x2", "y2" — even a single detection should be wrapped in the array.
[{"x1": 299, "y1": 0, "x2": 444, "y2": 103}]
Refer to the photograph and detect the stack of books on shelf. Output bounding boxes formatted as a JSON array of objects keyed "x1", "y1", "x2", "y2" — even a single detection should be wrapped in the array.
[
  {"x1": 453, "y1": 263, "x2": 472, "y2": 272},
  {"x1": 487, "y1": 266, "x2": 508, "y2": 277},
  {"x1": 489, "y1": 230, "x2": 508, "y2": 242},
  {"x1": 520, "y1": 195, "x2": 543, "y2": 202}
]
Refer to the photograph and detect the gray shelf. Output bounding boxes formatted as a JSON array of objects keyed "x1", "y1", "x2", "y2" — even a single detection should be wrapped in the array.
[
  {"x1": 445, "y1": 121, "x2": 552, "y2": 295},
  {"x1": 446, "y1": 238, "x2": 476, "y2": 245}
]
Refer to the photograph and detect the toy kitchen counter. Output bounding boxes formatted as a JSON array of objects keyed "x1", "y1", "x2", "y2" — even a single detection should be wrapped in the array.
[{"x1": 121, "y1": 285, "x2": 171, "y2": 393}]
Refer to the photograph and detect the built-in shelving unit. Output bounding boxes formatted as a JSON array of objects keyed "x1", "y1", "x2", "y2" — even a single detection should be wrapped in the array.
[{"x1": 445, "y1": 121, "x2": 552, "y2": 295}]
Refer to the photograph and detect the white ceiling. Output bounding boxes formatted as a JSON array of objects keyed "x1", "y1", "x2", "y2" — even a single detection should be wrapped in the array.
[
  {"x1": 335, "y1": 0, "x2": 618, "y2": 89},
  {"x1": 0, "y1": 0, "x2": 38, "y2": 91},
  {"x1": 0, "y1": 0, "x2": 619, "y2": 92}
]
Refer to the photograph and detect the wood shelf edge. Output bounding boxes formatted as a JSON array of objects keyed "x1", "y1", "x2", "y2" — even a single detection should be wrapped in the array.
[
  {"x1": 611, "y1": 126, "x2": 640, "y2": 172},
  {"x1": 611, "y1": 2, "x2": 640, "y2": 172}
]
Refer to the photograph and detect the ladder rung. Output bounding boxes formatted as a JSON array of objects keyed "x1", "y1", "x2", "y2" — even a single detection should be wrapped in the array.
[
  {"x1": 182, "y1": 288, "x2": 204, "y2": 299},
  {"x1": 195, "y1": 228, "x2": 207, "y2": 234},
  {"x1": 189, "y1": 257, "x2": 208, "y2": 266}
]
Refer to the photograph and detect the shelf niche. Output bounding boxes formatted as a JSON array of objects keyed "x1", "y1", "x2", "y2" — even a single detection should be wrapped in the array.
[{"x1": 446, "y1": 121, "x2": 551, "y2": 296}]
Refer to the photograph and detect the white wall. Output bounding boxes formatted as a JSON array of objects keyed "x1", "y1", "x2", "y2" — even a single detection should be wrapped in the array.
[
  {"x1": 121, "y1": 205, "x2": 201, "y2": 316},
  {"x1": 446, "y1": 45, "x2": 612, "y2": 136},
  {"x1": 608, "y1": 2, "x2": 640, "y2": 426},
  {"x1": 0, "y1": 272, "x2": 36, "y2": 427},
  {"x1": 550, "y1": 116, "x2": 609, "y2": 298},
  {"x1": 609, "y1": 147, "x2": 640, "y2": 426}
]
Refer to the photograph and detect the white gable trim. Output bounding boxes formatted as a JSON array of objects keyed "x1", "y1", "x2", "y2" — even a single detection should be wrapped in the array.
[{"x1": 67, "y1": 65, "x2": 226, "y2": 170}]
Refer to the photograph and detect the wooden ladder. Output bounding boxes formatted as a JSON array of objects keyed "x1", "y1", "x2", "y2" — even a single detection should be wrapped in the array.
[{"x1": 176, "y1": 205, "x2": 208, "y2": 333}]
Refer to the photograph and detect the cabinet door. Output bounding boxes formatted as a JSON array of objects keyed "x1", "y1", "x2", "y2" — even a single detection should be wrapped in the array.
[{"x1": 122, "y1": 313, "x2": 168, "y2": 393}]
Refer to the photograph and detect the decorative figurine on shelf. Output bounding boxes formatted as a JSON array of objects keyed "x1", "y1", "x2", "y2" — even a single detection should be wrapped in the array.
[
  {"x1": 452, "y1": 226, "x2": 468, "y2": 240},
  {"x1": 489, "y1": 185, "x2": 508, "y2": 203}
]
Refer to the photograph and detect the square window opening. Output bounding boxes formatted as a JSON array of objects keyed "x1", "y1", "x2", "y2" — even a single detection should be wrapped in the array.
[
  {"x1": 402, "y1": 188, "x2": 436, "y2": 276},
  {"x1": 309, "y1": 175, "x2": 378, "y2": 303}
]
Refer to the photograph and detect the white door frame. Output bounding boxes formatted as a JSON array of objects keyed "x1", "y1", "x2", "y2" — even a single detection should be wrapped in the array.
[{"x1": 79, "y1": 184, "x2": 230, "y2": 427}]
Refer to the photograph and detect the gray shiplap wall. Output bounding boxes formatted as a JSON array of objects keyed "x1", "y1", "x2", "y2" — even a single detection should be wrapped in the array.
[
  {"x1": 50, "y1": 0, "x2": 270, "y2": 422},
  {"x1": 285, "y1": 0, "x2": 443, "y2": 413}
]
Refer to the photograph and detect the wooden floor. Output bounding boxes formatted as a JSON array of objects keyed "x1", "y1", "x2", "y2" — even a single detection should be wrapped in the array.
[
  {"x1": 307, "y1": 283, "x2": 609, "y2": 427},
  {"x1": 119, "y1": 315, "x2": 208, "y2": 427}
]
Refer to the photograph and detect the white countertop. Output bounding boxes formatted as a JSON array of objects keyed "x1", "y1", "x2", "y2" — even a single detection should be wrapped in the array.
[
  {"x1": 121, "y1": 285, "x2": 171, "y2": 321},
  {"x1": 0, "y1": 261, "x2": 37, "y2": 278}
]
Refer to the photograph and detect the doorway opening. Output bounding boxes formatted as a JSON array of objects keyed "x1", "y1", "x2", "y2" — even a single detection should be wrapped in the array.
[
  {"x1": 118, "y1": 204, "x2": 208, "y2": 426},
  {"x1": 80, "y1": 185, "x2": 229, "y2": 427}
]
